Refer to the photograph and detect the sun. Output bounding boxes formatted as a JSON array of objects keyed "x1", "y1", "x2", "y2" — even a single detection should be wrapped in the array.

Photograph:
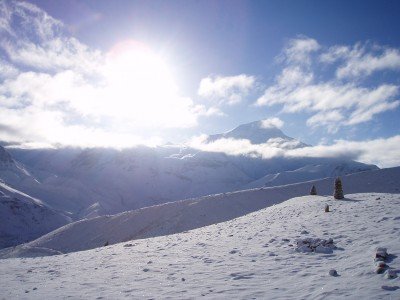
[{"x1": 99, "y1": 40, "x2": 193, "y2": 129}]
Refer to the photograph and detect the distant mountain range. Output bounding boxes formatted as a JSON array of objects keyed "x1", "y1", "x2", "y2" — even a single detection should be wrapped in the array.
[{"x1": 0, "y1": 120, "x2": 378, "y2": 248}]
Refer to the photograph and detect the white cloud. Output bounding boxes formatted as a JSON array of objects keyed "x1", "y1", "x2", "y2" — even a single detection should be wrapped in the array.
[
  {"x1": 261, "y1": 117, "x2": 284, "y2": 129},
  {"x1": 257, "y1": 37, "x2": 400, "y2": 132},
  {"x1": 276, "y1": 66, "x2": 313, "y2": 87},
  {"x1": 0, "y1": 58, "x2": 18, "y2": 79},
  {"x1": 287, "y1": 136, "x2": 400, "y2": 168},
  {"x1": 320, "y1": 44, "x2": 400, "y2": 79},
  {"x1": 306, "y1": 110, "x2": 343, "y2": 133},
  {"x1": 280, "y1": 37, "x2": 320, "y2": 65},
  {"x1": 198, "y1": 74, "x2": 256, "y2": 105},
  {"x1": 189, "y1": 135, "x2": 285, "y2": 159},
  {"x1": 194, "y1": 105, "x2": 226, "y2": 117},
  {"x1": 0, "y1": 1, "x2": 221, "y2": 147},
  {"x1": 189, "y1": 135, "x2": 400, "y2": 168}
]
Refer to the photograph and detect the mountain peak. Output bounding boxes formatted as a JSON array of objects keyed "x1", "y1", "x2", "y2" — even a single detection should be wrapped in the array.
[{"x1": 206, "y1": 120, "x2": 295, "y2": 145}]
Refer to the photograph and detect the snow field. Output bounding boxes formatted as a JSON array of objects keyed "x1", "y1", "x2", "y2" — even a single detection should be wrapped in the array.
[{"x1": 0, "y1": 192, "x2": 399, "y2": 299}]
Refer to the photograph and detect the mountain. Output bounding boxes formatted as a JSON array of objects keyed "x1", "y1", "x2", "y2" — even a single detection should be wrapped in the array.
[
  {"x1": 1, "y1": 167, "x2": 399, "y2": 299},
  {"x1": 0, "y1": 180, "x2": 70, "y2": 248},
  {"x1": 2, "y1": 121, "x2": 378, "y2": 220},
  {"x1": 205, "y1": 120, "x2": 307, "y2": 147},
  {"x1": 3, "y1": 166, "x2": 398, "y2": 257},
  {"x1": 0, "y1": 145, "x2": 37, "y2": 186}
]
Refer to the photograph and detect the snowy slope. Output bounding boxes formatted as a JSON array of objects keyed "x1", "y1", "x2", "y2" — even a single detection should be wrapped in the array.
[
  {"x1": 0, "y1": 181, "x2": 70, "y2": 248},
  {"x1": 9, "y1": 146, "x2": 254, "y2": 216},
  {"x1": 7, "y1": 130, "x2": 377, "y2": 219},
  {"x1": 0, "y1": 145, "x2": 38, "y2": 187},
  {"x1": 0, "y1": 191, "x2": 399, "y2": 299},
  {"x1": 3, "y1": 167, "x2": 399, "y2": 257},
  {"x1": 245, "y1": 160, "x2": 378, "y2": 189}
]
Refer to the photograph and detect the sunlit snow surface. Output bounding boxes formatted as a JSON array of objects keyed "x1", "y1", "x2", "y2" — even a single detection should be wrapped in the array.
[{"x1": 1, "y1": 192, "x2": 399, "y2": 299}]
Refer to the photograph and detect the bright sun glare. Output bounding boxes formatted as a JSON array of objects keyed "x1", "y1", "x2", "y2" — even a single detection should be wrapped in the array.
[{"x1": 97, "y1": 40, "x2": 194, "y2": 130}]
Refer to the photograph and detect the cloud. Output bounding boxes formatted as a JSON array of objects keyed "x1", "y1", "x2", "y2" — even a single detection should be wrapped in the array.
[
  {"x1": 189, "y1": 135, "x2": 400, "y2": 168},
  {"x1": 189, "y1": 135, "x2": 285, "y2": 159},
  {"x1": 320, "y1": 44, "x2": 400, "y2": 79},
  {"x1": 0, "y1": 1, "x2": 220, "y2": 147},
  {"x1": 198, "y1": 74, "x2": 256, "y2": 105},
  {"x1": 0, "y1": 0, "x2": 100, "y2": 74},
  {"x1": 288, "y1": 136, "x2": 400, "y2": 168},
  {"x1": 260, "y1": 117, "x2": 284, "y2": 129},
  {"x1": 280, "y1": 37, "x2": 320, "y2": 65},
  {"x1": 194, "y1": 105, "x2": 226, "y2": 117},
  {"x1": 306, "y1": 110, "x2": 343, "y2": 133},
  {"x1": 256, "y1": 37, "x2": 400, "y2": 132}
]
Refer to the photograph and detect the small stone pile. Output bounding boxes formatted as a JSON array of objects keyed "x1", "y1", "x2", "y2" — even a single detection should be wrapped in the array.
[
  {"x1": 296, "y1": 238, "x2": 336, "y2": 254},
  {"x1": 374, "y1": 247, "x2": 397, "y2": 279}
]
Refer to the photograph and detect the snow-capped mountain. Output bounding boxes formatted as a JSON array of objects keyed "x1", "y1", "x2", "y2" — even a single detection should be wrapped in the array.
[
  {"x1": 2, "y1": 121, "x2": 378, "y2": 220},
  {"x1": 1, "y1": 166, "x2": 399, "y2": 299},
  {"x1": 3, "y1": 166, "x2": 398, "y2": 257},
  {"x1": 0, "y1": 145, "x2": 37, "y2": 186},
  {"x1": 0, "y1": 180, "x2": 70, "y2": 249},
  {"x1": 205, "y1": 120, "x2": 307, "y2": 147}
]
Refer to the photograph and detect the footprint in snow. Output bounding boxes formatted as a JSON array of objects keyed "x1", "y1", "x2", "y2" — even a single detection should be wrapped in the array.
[
  {"x1": 230, "y1": 272, "x2": 255, "y2": 280},
  {"x1": 381, "y1": 285, "x2": 399, "y2": 291}
]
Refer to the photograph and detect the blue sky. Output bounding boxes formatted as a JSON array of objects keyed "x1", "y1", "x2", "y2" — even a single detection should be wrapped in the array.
[{"x1": 0, "y1": 0, "x2": 400, "y2": 166}]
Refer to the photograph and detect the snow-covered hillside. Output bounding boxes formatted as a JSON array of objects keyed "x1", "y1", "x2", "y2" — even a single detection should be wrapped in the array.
[
  {"x1": 0, "y1": 181, "x2": 70, "y2": 248},
  {"x1": 1, "y1": 191, "x2": 399, "y2": 298},
  {"x1": 6, "y1": 121, "x2": 377, "y2": 219},
  {"x1": 245, "y1": 161, "x2": 378, "y2": 189},
  {"x1": 2, "y1": 166, "x2": 399, "y2": 257}
]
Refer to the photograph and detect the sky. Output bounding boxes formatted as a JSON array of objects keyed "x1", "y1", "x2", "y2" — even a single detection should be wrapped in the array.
[{"x1": 0, "y1": 0, "x2": 400, "y2": 167}]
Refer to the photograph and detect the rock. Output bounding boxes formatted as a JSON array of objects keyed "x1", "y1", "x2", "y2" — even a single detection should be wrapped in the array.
[
  {"x1": 296, "y1": 237, "x2": 336, "y2": 253},
  {"x1": 315, "y1": 245, "x2": 333, "y2": 254},
  {"x1": 329, "y1": 269, "x2": 338, "y2": 276},
  {"x1": 375, "y1": 261, "x2": 387, "y2": 268},
  {"x1": 376, "y1": 266, "x2": 386, "y2": 274},
  {"x1": 375, "y1": 247, "x2": 388, "y2": 260},
  {"x1": 385, "y1": 270, "x2": 397, "y2": 279}
]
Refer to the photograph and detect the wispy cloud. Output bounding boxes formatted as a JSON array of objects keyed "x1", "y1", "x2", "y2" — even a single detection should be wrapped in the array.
[
  {"x1": 198, "y1": 74, "x2": 256, "y2": 105},
  {"x1": 0, "y1": 1, "x2": 220, "y2": 147},
  {"x1": 189, "y1": 134, "x2": 400, "y2": 168},
  {"x1": 320, "y1": 43, "x2": 400, "y2": 79},
  {"x1": 280, "y1": 37, "x2": 320, "y2": 65},
  {"x1": 260, "y1": 117, "x2": 284, "y2": 129},
  {"x1": 256, "y1": 37, "x2": 400, "y2": 132}
]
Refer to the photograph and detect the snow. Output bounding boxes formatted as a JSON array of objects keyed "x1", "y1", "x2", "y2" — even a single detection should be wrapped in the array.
[
  {"x1": 0, "y1": 181, "x2": 70, "y2": 248},
  {"x1": 2, "y1": 166, "x2": 399, "y2": 256},
  {"x1": 6, "y1": 122, "x2": 377, "y2": 220},
  {"x1": 0, "y1": 192, "x2": 399, "y2": 299},
  {"x1": 205, "y1": 120, "x2": 307, "y2": 146}
]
